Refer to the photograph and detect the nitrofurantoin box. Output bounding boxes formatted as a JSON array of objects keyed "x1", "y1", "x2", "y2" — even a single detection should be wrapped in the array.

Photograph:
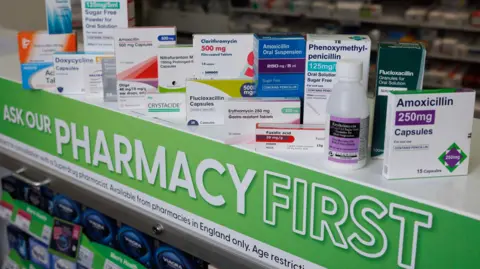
[
  {"x1": 256, "y1": 123, "x2": 325, "y2": 153},
  {"x1": 45, "y1": 0, "x2": 72, "y2": 34},
  {"x1": 372, "y1": 42, "x2": 426, "y2": 159},
  {"x1": 158, "y1": 45, "x2": 193, "y2": 93},
  {"x1": 81, "y1": 0, "x2": 135, "y2": 52},
  {"x1": 186, "y1": 79, "x2": 255, "y2": 125},
  {"x1": 383, "y1": 89, "x2": 475, "y2": 179},
  {"x1": 17, "y1": 31, "x2": 77, "y2": 90},
  {"x1": 304, "y1": 34, "x2": 371, "y2": 123},
  {"x1": 254, "y1": 33, "x2": 306, "y2": 98},
  {"x1": 224, "y1": 97, "x2": 301, "y2": 144},
  {"x1": 53, "y1": 52, "x2": 113, "y2": 95},
  {"x1": 115, "y1": 27, "x2": 177, "y2": 110},
  {"x1": 193, "y1": 34, "x2": 254, "y2": 79}
]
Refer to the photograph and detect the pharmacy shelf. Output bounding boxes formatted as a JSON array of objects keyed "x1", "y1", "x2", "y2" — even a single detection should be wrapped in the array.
[{"x1": 230, "y1": 7, "x2": 480, "y2": 33}]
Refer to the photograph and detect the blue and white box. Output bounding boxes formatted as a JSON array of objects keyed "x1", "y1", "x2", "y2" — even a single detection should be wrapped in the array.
[
  {"x1": 50, "y1": 254, "x2": 77, "y2": 269},
  {"x1": 45, "y1": 0, "x2": 73, "y2": 34},
  {"x1": 30, "y1": 238, "x2": 50, "y2": 269},
  {"x1": 253, "y1": 33, "x2": 306, "y2": 98}
]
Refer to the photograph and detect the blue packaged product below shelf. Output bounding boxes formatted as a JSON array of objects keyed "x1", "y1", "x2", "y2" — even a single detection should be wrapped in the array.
[
  {"x1": 52, "y1": 194, "x2": 83, "y2": 224},
  {"x1": 24, "y1": 185, "x2": 55, "y2": 215},
  {"x1": 154, "y1": 243, "x2": 207, "y2": 269},
  {"x1": 7, "y1": 225, "x2": 30, "y2": 261},
  {"x1": 117, "y1": 225, "x2": 154, "y2": 268},
  {"x1": 82, "y1": 208, "x2": 117, "y2": 247},
  {"x1": 29, "y1": 237, "x2": 50, "y2": 269}
]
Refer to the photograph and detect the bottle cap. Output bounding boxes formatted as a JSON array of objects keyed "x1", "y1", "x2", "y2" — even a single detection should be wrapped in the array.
[{"x1": 337, "y1": 60, "x2": 362, "y2": 81}]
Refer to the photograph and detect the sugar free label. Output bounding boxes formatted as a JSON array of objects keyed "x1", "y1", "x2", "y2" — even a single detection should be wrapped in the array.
[
  {"x1": 104, "y1": 259, "x2": 122, "y2": 269},
  {"x1": 378, "y1": 86, "x2": 407, "y2": 96},
  {"x1": 78, "y1": 246, "x2": 94, "y2": 268},
  {"x1": 328, "y1": 116, "x2": 368, "y2": 164},
  {"x1": 14, "y1": 209, "x2": 32, "y2": 231}
]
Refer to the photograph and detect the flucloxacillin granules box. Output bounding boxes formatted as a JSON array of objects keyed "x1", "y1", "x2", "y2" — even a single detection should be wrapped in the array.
[{"x1": 383, "y1": 89, "x2": 475, "y2": 179}]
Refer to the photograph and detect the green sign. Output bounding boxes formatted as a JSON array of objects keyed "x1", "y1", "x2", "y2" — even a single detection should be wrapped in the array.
[{"x1": 0, "y1": 78, "x2": 479, "y2": 269}]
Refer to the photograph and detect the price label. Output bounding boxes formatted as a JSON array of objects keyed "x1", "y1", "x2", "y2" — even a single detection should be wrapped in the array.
[
  {"x1": 78, "y1": 246, "x2": 94, "y2": 268},
  {"x1": 104, "y1": 260, "x2": 121, "y2": 269},
  {"x1": 0, "y1": 202, "x2": 13, "y2": 220},
  {"x1": 2, "y1": 257, "x2": 19, "y2": 269},
  {"x1": 14, "y1": 210, "x2": 31, "y2": 231},
  {"x1": 41, "y1": 225, "x2": 52, "y2": 242}
]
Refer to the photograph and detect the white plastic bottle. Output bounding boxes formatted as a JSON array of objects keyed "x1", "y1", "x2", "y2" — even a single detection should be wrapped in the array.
[{"x1": 326, "y1": 60, "x2": 369, "y2": 170}]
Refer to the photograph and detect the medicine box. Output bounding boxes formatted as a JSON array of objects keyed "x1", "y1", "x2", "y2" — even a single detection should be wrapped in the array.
[
  {"x1": 383, "y1": 89, "x2": 475, "y2": 179},
  {"x1": 253, "y1": 33, "x2": 306, "y2": 98},
  {"x1": 17, "y1": 31, "x2": 77, "y2": 90},
  {"x1": 114, "y1": 27, "x2": 177, "y2": 109},
  {"x1": 304, "y1": 34, "x2": 371, "y2": 123},
  {"x1": 372, "y1": 42, "x2": 426, "y2": 159},
  {"x1": 145, "y1": 93, "x2": 186, "y2": 122},
  {"x1": 224, "y1": 97, "x2": 301, "y2": 144},
  {"x1": 29, "y1": 237, "x2": 50, "y2": 268},
  {"x1": 186, "y1": 79, "x2": 255, "y2": 125},
  {"x1": 193, "y1": 34, "x2": 254, "y2": 79},
  {"x1": 81, "y1": 0, "x2": 135, "y2": 52},
  {"x1": 45, "y1": 0, "x2": 72, "y2": 34},
  {"x1": 158, "y1": 45, "x2": 194, "y2": 93},
  {"x1": 256, "y1": 123, "x2": 325, "y2": 153},
  {"x1": 53, "y1": 52, "x2": 113, "y2": 95}
]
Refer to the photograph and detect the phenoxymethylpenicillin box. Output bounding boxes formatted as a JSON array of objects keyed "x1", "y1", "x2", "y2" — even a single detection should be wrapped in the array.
[
  {"x1": 256, "y1": 123, "x2": 325, "y2": 153},
  {"x1": 383, "y1": 89, "x2": 475, "y2": 179},
  {"x1": 81, "y1": 0, "x2": 135, "y2": 52},
  {"x1": 304, "y1": 34, "x2": 371, "y2": 123},
  {"x1": 224, "y1": 97, "x2": 301, "y2": 144},
  {"x1": 372, "y1": 42, "x2": 426, "y2": 159},
  {"x1": 17, "y1": 31, "x2": 77, "y2": 90},
  {"x1": 193, "y1": 34, "x2": 254, "y2": 79},
  {"x1": 253, "y1": 33, "x2": 306, "y2": 98}
]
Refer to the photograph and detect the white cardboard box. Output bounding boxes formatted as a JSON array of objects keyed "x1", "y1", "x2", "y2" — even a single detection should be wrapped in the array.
[{"x1": 256, "y1": 123, "x2": 325, "y2": 153}]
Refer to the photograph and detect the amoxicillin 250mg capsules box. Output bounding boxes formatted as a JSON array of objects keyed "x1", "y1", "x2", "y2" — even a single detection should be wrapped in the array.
[
  {"x1": 383, "y1": 89, "x2": 475, "y2": 179},
  {"x1": 256, "y1": 123, "x2": 325, "y2": 153},
  {"x1": 224, "y1": 97, "x2": 301, "y2": 144},
  {"x1": 193, "y1": 34, "x2": 254, "y2": 79},
  {"x1": 304, "y1": 34, "x2": 371, "y2": 123},
  {"x1": 186, "y1": 79, "x2": 255, "y2": 125}
]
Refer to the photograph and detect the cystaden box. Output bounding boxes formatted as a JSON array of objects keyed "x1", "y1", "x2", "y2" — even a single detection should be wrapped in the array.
[
  {"x1": 114, "y1": 27, "x2": 177, "y2": 110},
  {"x1": 304, "y1": 34, "x2": 371, "y2": 123},
  {"x1": 45, "y1": 0, "x2": 72, "y2": 34},
  {"x1": 254, "y1": 33, "x2": 306, "y2": 98},
  {"x1": 383, "y1": 89, "x2": 475, "y2": 179},
  {"x1": 193, "y1": 34, "x2": 254, "y2": 79},
  {"x1": 17, "y1": 31, "x2": 77, "y2": 90},
  {"x1": 81, "y1": 0, "x2": 135, "y2": 52},
  {"x1": 256, "y1": 123, "x2": 325, "y2": 153},
  {"x1": 225, "y1": 97, "x2": 301, "y2": 144},
  {"x1": 372, "y1": 42, "x2": 426, "y2": 159}
]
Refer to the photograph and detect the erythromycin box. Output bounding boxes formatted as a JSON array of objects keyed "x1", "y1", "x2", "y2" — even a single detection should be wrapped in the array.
[
  {"x1": 304, "y1": 34, "x2": 371, "y2": 123},
  {"x1": 383, "y1": 89, "x2": 475, "y2": 179}
]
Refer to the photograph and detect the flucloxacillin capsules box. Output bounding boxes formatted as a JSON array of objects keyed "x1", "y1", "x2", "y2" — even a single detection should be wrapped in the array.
[
  {"x1": 383, "y1": 89, "x2": 475, "y2": 179},
  {"x1": 304, "y1": 34, "x2": 371, "y2": 123}
]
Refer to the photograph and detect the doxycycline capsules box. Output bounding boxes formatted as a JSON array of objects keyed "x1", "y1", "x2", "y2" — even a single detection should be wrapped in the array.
[
  {"x1": 254, "y1": 33, "x2": 306, "y2": 98},
  {"x1": 383, "y1": 89, "x2": 475, "y2": 179}
]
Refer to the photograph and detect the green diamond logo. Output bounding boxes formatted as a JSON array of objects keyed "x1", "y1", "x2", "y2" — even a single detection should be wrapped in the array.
[
  {"x1": 349, "y1": 36, "x2": 366, "y2": 41},
  {"x1": 438, "y1": 143, "x2": 467, "y2": 172}
]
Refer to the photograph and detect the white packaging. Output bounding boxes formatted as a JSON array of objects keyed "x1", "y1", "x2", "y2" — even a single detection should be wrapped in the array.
[
  {"x1": 145, "y1": 93, "x2": 186, "y2": 123},
  {"x1": 193, "y1": 34, "x2": 254, "y2": 79},
  {"x1": 186, "y1": 79, "x2": 254, "y2": 125},
  {"x1": 81, "y1": 0, "x2": 135, "y2": 52},
  {"x1": 224, "y1": 97, "x2": 301, "y2": 144},
  {"x1": 304, "y1": 34, "x2": 371, "y2": 124},
  {"x1": 383, "y1": 89, "x2": 475, "y2": 179},
  {"x1": 158, "y1": 45, "x2": 193, "y2": 93},
  {"x1": 53, "y1": 52, "x2": 113, "y2": 95},
  {"x1": 114, "y1": 27, "x2": 176, "y2": 110},
  {"x1": 256, "y1": 123, "x2": 325, "y2": 153}
]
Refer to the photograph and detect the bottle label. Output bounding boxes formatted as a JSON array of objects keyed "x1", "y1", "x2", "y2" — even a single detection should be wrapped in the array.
[{"x1": 328, "y1": 116, "x2": 368, "y2": 164}]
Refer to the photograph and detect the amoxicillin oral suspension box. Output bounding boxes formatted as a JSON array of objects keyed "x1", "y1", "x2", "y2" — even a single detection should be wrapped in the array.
[
  {"x1": 17, "y1": 31, "x2": 77, "y2": 90},
  {"x1": 81, "y1": 0, "x2": 135, "y2": 52},
  {"x1": 186, "y1": 79, "x2": 255, "y2": 125},
  {"x1": 158, "y1": 45, "x2": 193, "y2": 93},
  {"x1": 256, "y1": 123, "x2": 325, "y2": 153},
  {"x1": 254, "y1": 33, "x2": 306, "y2": 98},
  {"x1": 193, "y1": 34, "x2": 254, "y2": 79},
  {"x1": 46, "y1": 0, "x2": 72, "y2": 34},
  {"x1": 304, "y1": 34, "x2": 371, "y2": 123},
  {"x1": 372, "y1": 42, "x2": 426, "y2": 159},
  {"x1": 115, "y1": 27, "x2": 177, "y2": 109},
  {"x1": 225, "y1": 97, "x2": 301, "y2": 144},
  {"x1": 383, "y1": 89, "x2": 475, "y2": 179}
]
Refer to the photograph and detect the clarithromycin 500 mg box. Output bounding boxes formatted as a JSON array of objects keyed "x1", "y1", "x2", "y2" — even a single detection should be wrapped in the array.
[
  {"x1": 304, "y1": 34, "x2": 371, "y2": 123},
  {"x1": 383, "y1": 89, "x2": 475, "y2": 179},
  {"x1": 193, "y1": 34, "x2": 254, "y2": 79},
  {"x1": 372, "y1": 42, "x2": 426, "y2": 159},
  {"x1": 186, "y1": 79, "x2": 255, "y2": 125},
  {"x1": 225, "y1": 97, "x2": 301, "y2": 144}
]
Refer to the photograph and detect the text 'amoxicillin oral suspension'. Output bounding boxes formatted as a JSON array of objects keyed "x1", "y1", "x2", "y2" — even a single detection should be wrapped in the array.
[
  {"x1": 193, "y1": 34, "x2": 254, "y2": 80},
  {"x1": 81, "y1": 0, "x2": 135, "y2": 52},
  {"x1": 304, "y1": 34, "x2": 371, "y2": 124},
  {"x1": 17, "y1": 31, "x2": 77, "y2": 90},
  {"x1": 371, "y1": 42, "x2": 426, "y2": 159},
  {"x1": 383, "y1": 89, "x2": 475, "y2": 179}
]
